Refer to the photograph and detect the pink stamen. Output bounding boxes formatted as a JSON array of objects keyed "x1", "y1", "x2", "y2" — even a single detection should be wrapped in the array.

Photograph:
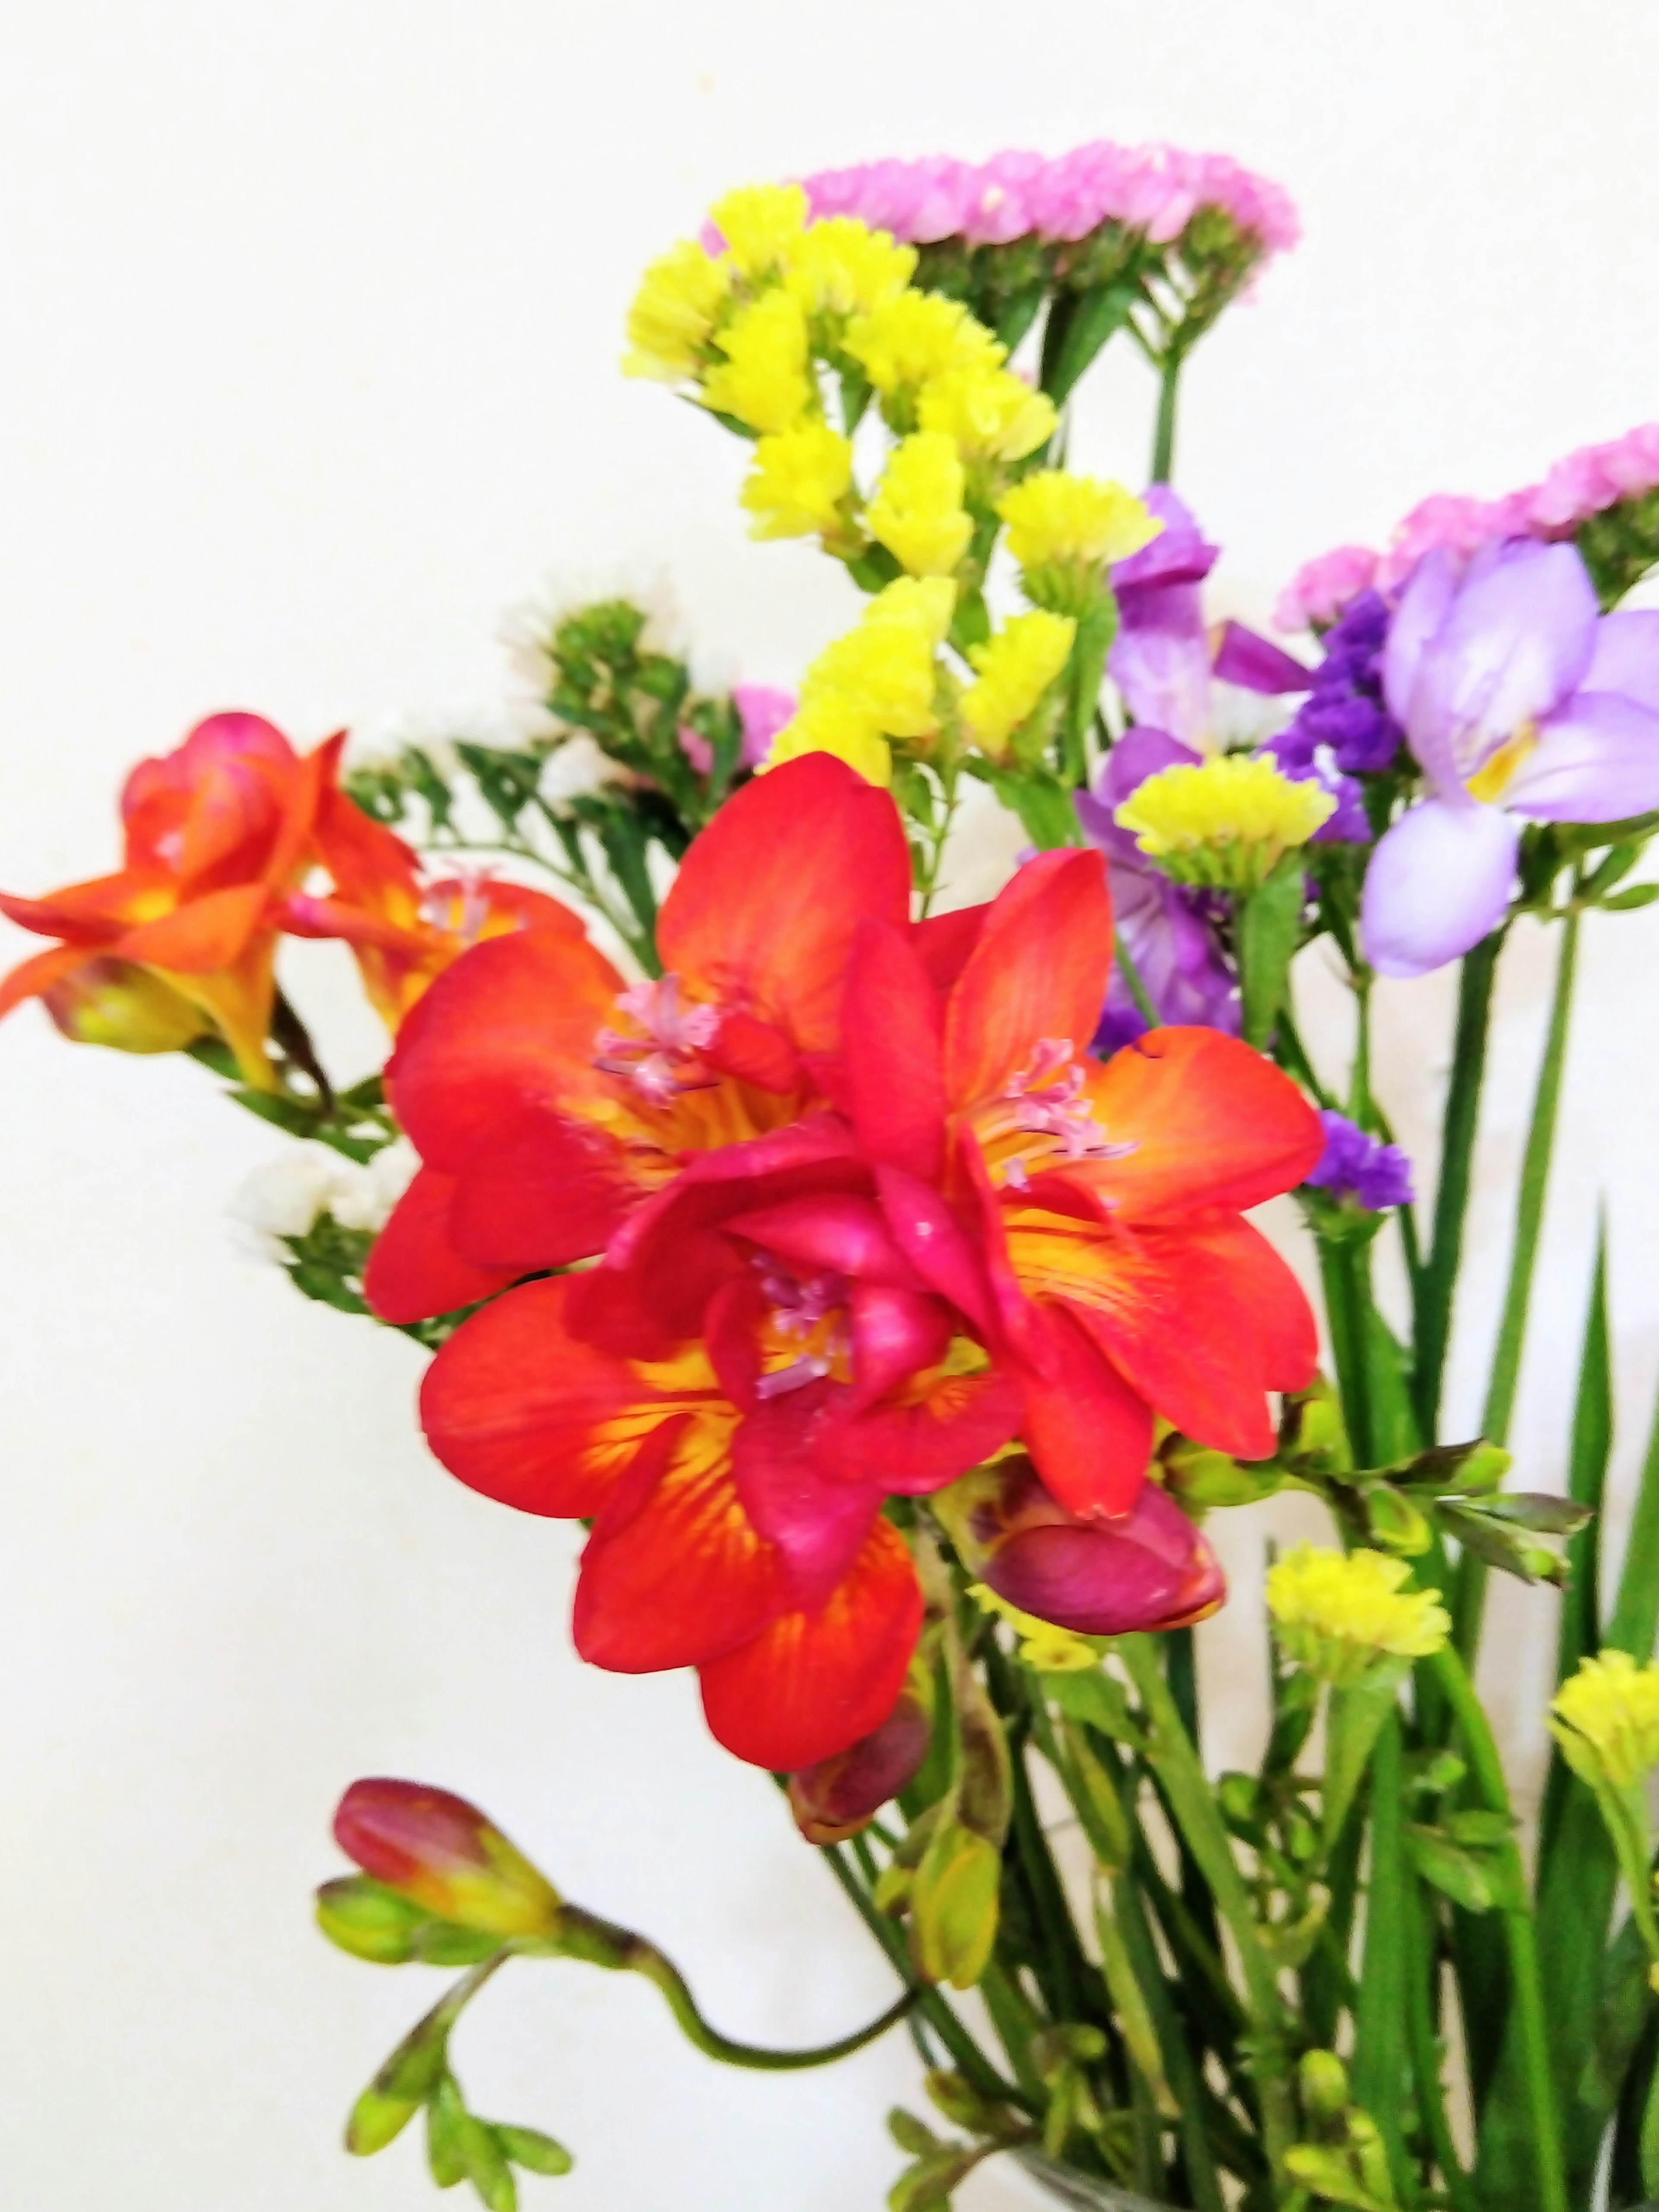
[
  {"x1": 594, "y1": 973, "x2": 722, "y2": 1102},
  {"x1": 755, "y1": 1353, "x2": 833, "y2": 1401},
  {"x1": 1004, "y1": 1037, "x2": 1138, "y2": 1163},
  {"x1": 421, "y1": 865, "x2": 496, "y2": 946}
]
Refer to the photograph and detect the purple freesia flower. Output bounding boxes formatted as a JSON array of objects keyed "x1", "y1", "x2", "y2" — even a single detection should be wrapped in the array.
[
  {"x1": 1305, "y1": 1109, "x2": 1414, "y2": 1211},
  {"x1": 1360, "y1": 540, "x2": 1659, "y2": 977},
  {"x1": 1077, "y1": 727, "x2": 1241, "y2": 1052}
]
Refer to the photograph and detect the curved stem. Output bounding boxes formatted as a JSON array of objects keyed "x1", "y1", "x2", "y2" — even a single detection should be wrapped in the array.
[
  {"x1": 1427, "y1": 1646, "x2": 1567, "y2": 2212},
  {"x1": 548, "y1": 1904, "x2": 913, "y2": 2072}
]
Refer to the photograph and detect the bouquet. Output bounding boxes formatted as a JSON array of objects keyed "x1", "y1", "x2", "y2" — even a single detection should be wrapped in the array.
[{"x1": 10, "y1": 136, "x2": 1659, "y2": 2212}]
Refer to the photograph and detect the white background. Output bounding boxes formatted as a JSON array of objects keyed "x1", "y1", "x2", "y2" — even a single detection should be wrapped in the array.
[{"x1": 4, "y1": 3, "x2": 1659, "y2": 2206}]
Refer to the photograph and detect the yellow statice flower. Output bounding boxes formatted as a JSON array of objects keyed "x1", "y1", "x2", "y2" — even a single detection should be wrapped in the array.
[
  {"x1": 998, "y1": 470, "x2": 1162, "y2": 571},
  {"x1": 706, "y1": 182, "x2": 807, "y2": 278},
  {"x1": 1266, "y1": 1545, "x2": 1449, "y2": 1687},
  {"x1": 766, "y1": 691, "x2": 894, "y2": 787},
  {"x1": 784, "y1": 216, "x2": 917, "y2": 318},
  {"x1": 968, "y1": 1583, "x2": 1101, "y2": 1673},
  {"x1": 864, "y1": 431, "x2": 973, "y2": 578},
  {"x1": 960, "y1": 610, "x2": 1077, "y2": 760},
  {"x1": 918, "y1": 364, "x2": 1057, "y2": 464},
  {"x1": 701, "y1": 289, "x2": 815, "y2": 435},
  {"x1": 844, "y1": 289, "x2": 1004, "y2": 397},
  {"x1": 623, "y1": 239, "x2": 731, "y2": 383},
  {"x1": 1552, "y1": 1652, "x2": 1659, "y2": 1789},
  {"x1": 739, "y1": 421, "x2": 855, "y2": 540},
  {"x1": 1114, "y1": 753, "x2": 1335, "y2": 891}
]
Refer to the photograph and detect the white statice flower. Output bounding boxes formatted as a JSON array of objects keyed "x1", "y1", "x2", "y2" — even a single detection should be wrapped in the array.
[
  {"x1": 329, "y1": 1137, "x2": 420, "y2": 1234},
  {"x1": 343, "y1": 702, "x2": 553, "y2": 781},
  {"x1": 539, "y1": 732, "x2": 630, "y2": 817},
  {"x1": 499, "y1": 559, "x2": 686, "y2": 707},
  {"x1": 228, "y1": 1138, "x2": 418, "y2": 1264}
]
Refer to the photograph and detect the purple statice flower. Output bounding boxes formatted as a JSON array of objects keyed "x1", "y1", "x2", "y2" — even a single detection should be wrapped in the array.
[
  {"x1": 1262, "y1": 591, "x2": 1405, "y2": 840},
  {"x1": 1275, "y1": 422, "x2": 1659, "y2": 633},
  {"x1": 1361, "y1": 540, "x2": 1659, "y2": 977},
  {"x1": 1305, "y1": 1110, "x2": 1414, "y2": 1211},
  {"x1": 1076, "y1": 727, "x2": 1241, "y2": 1054}
]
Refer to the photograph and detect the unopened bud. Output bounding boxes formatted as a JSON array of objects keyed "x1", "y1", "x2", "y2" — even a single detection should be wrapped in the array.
[
  {"x1": 43, "y1": 957, "x2": 211, "y2": 1054},
  {"x1": 316, "y1": 1875, "x2": 428, "y2": 1964},
  {"x1": 347, "y1": 2085, "x2": 423, "y2": 2157},
  {"x1": 1358, "y1": 1481, "x2": 1433, "y2": 1556},
  {"x1": 909, "y1": 1819, "x2": 1001, "y2": 1990},
  {"x1": 1162, "y1": 1436, "x2": 1283, "y2": 1511},
  {"x1": 333, "y1": 1779, "x2": 561, "y2": 1940},
  {"x1": 1299, "y1": 2047, "x2": 1350, "y2": 2122},
  {"x1": 788, "y1": 1690, "x2": 933, "y2": 1846}
]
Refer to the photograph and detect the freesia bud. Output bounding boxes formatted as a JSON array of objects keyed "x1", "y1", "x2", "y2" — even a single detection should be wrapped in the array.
[
  {"x1": 1161, "y1": 1435, "x2": 1283, "y2": 1511},
  {"x1": 42, "y1": 957, "x2": 211, "y2": 1055},
  {"x1": 944, "y1": 1456, "x2": 1225, "y2": 1636},
  {"x1": 333, "y1": 1780, "x2": 562, "y2": 1940},
  {"x1": 788, "y1": 1688, "x2": 933, "y2": 1845}
]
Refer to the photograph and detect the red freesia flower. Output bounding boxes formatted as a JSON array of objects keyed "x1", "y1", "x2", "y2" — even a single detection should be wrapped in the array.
[
  {"x1": 0, "y1": 712, "x2": 335, "y2": 1087},
  {"x1": 396, "y1": 756, "x2": 1323, "y2": 1771},
  {"x1": 278, "y1": 781, "x2": 584, "y2": 1032}
]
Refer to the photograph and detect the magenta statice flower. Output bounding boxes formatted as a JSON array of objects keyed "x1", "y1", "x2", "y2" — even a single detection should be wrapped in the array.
[
  {"x1": 796, "y1": 141, "x2": 1300, "y2": 259},
  {"x1": 1361, "y1": 540, "x2": 1659, "y2": 976},
  {"x1": 1305, "y1": 1110, "x2": 1414, "y2": 1211},
  {"x1": 1277, "y1": 423, "x2": 1659, "y2": 631},
  {"x1": 1077, "y1": 728, "x2": 1241, "y2": 1052}
]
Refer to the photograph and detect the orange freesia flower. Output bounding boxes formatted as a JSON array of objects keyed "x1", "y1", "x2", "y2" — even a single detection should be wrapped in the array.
[
  {"x1": 0, "y1": 712, "x2": 335, "y2": 1087},
  {"x1": 387, "y1": 756, "x2": 1324, "y2": 1772},
  {"x1": 278, "y1": 782, "x2": 585, "y2": 1032}
]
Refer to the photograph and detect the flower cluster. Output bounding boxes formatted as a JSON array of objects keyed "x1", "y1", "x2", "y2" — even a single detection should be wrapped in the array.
[
  {"x1": 374, "y1": 753, "x2": 1322, "y2": 1771},
  {"x1": 798, "y1": 140, "x2": 1300, "y2": 257},
  {"x1": 1276, "y1": 421, "x2": 1659, "y2": 631},
  {"x1": 1266, "y1": 1545, "x2": 1449, "y2": 1685},
  {"x1": 1303, "y1": 1111, "x2": 1414, "y2": 1214},
  {"x1": 230, "y1": 1138, "x2": 419, "y2": 1265},
  {"x1": 1551, "y1": 1651, "x2": 1659, "y2": 1790}
]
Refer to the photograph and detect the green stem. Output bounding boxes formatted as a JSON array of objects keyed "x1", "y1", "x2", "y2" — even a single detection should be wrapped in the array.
[
  {"x1": 1427, "y1": 1647, "x2": 1567, "y2": 2212},
  {"x1": 1454, "y1": 908, "x2": 1580, "y2": 1660},
  {"x1": 550, "y1": 1904, "x2": 913, "y2": 2072},
  {"x1": 1150, "y1": 351, "x2": 1182, "y2": 483},
  {"x1": 916, "y1": 761, "x2": 961, "y2": 918},
  {"x1": 1116, "y1": 1637, "x2": 1295, "y2": 2177},
  {"x1": 1351, "y1": 1714, "x2": 1419, "y2": 2204},
  {"x1": 1412, "y1": 933, "x2": 1501, "y2": 1443},
  {"x1": 1316, "y1": 1237, "x2": 1377, "y2": 1471},
  {"x1": 1402, "y1": 1869, "x2": 1478, "y2": 2212},
  {"x1": 1114, "y1": 931, "x2": 1160, "y2": 1029}
]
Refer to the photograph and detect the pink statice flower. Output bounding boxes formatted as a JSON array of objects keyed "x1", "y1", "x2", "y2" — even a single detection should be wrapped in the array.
[
  {"x1": 732, "y1": 683, "x2": 795, "y2": 768},
  {"x1": 1274, "y1": 545, "x2": 1382, "y2": 634}
]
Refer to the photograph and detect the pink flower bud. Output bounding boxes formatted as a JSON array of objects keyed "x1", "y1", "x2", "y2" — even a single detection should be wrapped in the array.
[
  {"x1": 962, "y1": 1458, "x2": 1225, "y2": 1635},
  {"x1": 332, "y1": 1780, "x2": 561, "y2": 1939},
  {"x1": 787, "y1": 1689, "x2": 933, "y2": 1846}
]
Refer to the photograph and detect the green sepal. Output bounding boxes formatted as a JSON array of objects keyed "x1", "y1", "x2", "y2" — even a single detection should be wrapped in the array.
[
  {"x1": 427, "y1": 2077, "x2": 470, "y2": 2188},
  {"x1": 494, "y1": 2123, "x2": 574, "y2": 2177},
  {"x1": 1322, "y1": 1658, "x2": 1408, "y2": 1847},
  {"x1": 460, "y1": 2117, "x2": 518, "y2": 2212},
  {"x1": 1040, "y1": 279, "x2": 1139, "y2": 404}
]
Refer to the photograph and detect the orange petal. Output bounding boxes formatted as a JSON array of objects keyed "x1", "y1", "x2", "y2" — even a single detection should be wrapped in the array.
[
  {"x1": 386, "y1": 927, "x2": 625, "y2": 1171},
  {"x1": 0, "y1": 943, "x2": 96, "y2": 1021},
  {"x1": 114, "y1": 883, "x2": 270, "y2": 973},
  {"x1": 698, "y1": 1517, "x2": 923, "y2": 1770},
  {"x1": 365, "y1": 1166, "x2": 521, "y2": 1325},
  {"x1": 574, "y1": 1412, "x2": 781, "y2": 1672},
  {"x1": 420, "y1": 1272, "x2": 693, "y2": 1516},
  {"x1": 656, "y1": 754, "x2": 912, "y2": 1053},
  {"x1": 943, "y1": 849, "x2": 1110, "y2": 1109},
  {"x1": 1079, "y1": 1027, "x2": 1325, "y2": 1223}
]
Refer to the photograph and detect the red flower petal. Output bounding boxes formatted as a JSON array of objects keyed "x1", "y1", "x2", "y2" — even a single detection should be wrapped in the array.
[
  {"x1": 943, "y1": 850, "x2": 1111, "y2": 1109},
  {"x1": 1080, "y1": 1027, "x2": 1325, "y2": 1222},
  {"x1": 446, "y1": 1112, "x2": 634, "y2": 1272},
  {"x1": 1016, "y1": 1302, "x2": 1154, "y2": 1519},
  {"x1": 698, "y1": 1517, "x2": 922, "y2": 1769},
  {"x1": 846, "y1": 1283, "x2": 952, "y2": 1411},
  {"x1": 841, "y1": 918, "x2": 947, "y2": 1181},
  {"x1": 419, "y1": 1273, "x2": 692, "y2": 1515},
  {"x1": 911, "y1": 902, "x2": 986, "y2": 994},
  {"x1": 808, "y1": 1367, "x2": 1025, "y2": 1494},
  {"x1": 1173, "y1": 1216, "x2": 1319, "y2": 1395},
  {"x1": 724, "y1": 1190, "x2": 922, "y2": 1290},
  {"x1": 656, "y1": 755, "x2": 912, "y2": 1053},
  {"x1": 732, "y1": 1395, "x2": 886, "y2": 1609},
  {"x1": 573, "y1": 1416, "x2": 785, "y2": 1672},
  {"x1": 874, "y1": 1164, "x2": 998, "y2": 1340},
  {"x1": 386, "y1": 928, "x2": 625, "y2": 1172},
  {"x1": 364, "y1": 1166, "x2": 521, "y2": 1324}
]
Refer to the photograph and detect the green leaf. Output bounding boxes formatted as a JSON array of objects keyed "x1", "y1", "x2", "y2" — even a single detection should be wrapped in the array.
[
  {"x1": 887, "y1": 2110, "x2": 940, "y2": 2157},
  {"x1": 1040, "y1": 279, "x2": 1139, "y2": 404},
  {"x1": 1603, "y1": 883, "x2": 1659, "y2": 911},
  {"x1": 983, "y1": 766, "x2": 1081, "y2": 851},
  {"x1": 495, "y1": 2123, "x2": 573, "y2": 2177},
  {"x1": 1322, "y1": 1660, "x2": 1408, "y2": 1848},
  {"x1": 1606, "y1": 1363, "x2": 1659, "y2": 1660},
  {"x1": 1041, "y1": 1665, "x2": 1142, "y2": 1747},
  {"x1": 1403, "y1": 1826, "x2": 1508, "y2": 1914},
  {"x1": 1349, "y1": 1715, "x2": 1414, "y2": 2197},
  {"x1": 1238, "y1": 849, "x2": 1305, "y2": 1050}
]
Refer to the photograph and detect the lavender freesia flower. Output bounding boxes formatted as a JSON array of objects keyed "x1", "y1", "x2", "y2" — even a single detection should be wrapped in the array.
[
  {"x1": 1305, "y1": 1110, "x2": 1414, "y2": 1211},
  {"x1": 1360, "y1": 540, "x2": 1659, "y2": 977},
  {"x1": 1077, "y1": 727, "x2": 1241, "y2": 1052}
]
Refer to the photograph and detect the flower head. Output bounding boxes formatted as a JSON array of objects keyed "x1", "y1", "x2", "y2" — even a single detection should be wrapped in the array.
[
  {"x1": 783, "y1": 216, "x2": 917, "y2": 319},
  {"x1": 1305, "y1": 1110, "x2": 1414, "y2": 1213},
  {"x1": 333, "y1": 1779, "x2": 562, "y2": 1939},
  {"x1": 1551, "y1": 1651, "x2": 1659, "y2": 1790},
  {"x1": 917, "y1": 364, "x2": 1055, "y2": 465},
  {"x1": 1116, "y1": 753, "x2": 1334, "y2": 890},
  {"x1": 40, "y1": 957, "x2": 212, "y2": 1055},
  {"x1": 623, "y1": 239, "x2": 730, "y2": 383},
  {"x1": 960, "y1": 610, "x2": 1077, "y2": 759},
  {"x1": 999, "y1": 471, "x2": 1161, "y2": 574},
  {"x1": 702, "y1": 289, "x2": 814, "y2": 433},
  {"x1": 1267, "y1": 1545, "x2": 1449, "y2": 1685},
  {"x1": 768, "y1": 576, "x2": 955, "y2": 783},
  {"x1": 1360, "y1": 540, "x2": 1659, "y2": 977},
  {"x1": 843, "y1": 289, "x2": 1002, "y2": 397},
  {"x1": 739, "y1": 421, "x2": 855, "y2": 541},
  {"x1": 864, "y1": 431, "x2": 973, "y2": 578},
  {"x1": 706, "y1": 182, "x2": 807, "y2": 277}
]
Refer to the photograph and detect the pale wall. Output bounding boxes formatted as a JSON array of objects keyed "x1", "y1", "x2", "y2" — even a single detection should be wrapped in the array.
[{"x1": 4, "y1": 4, "x2": 1659, "y2": 2206}]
